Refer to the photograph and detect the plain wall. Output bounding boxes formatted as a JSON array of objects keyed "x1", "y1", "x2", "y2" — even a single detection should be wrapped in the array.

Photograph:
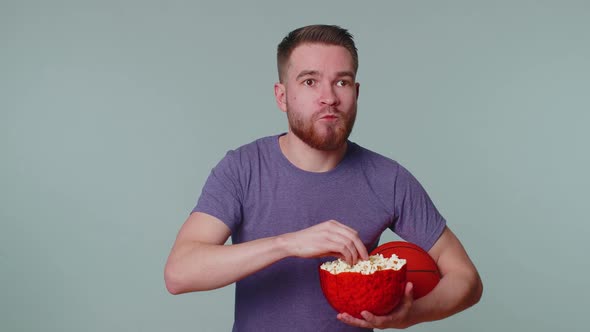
[{"x1": 2, "y1": 1, "x2": 589, "y2": 331}]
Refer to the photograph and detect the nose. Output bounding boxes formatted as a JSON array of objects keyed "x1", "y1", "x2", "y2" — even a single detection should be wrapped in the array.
[{"x1": 319, "y1": 85, "x2": 339, "y2": 106}]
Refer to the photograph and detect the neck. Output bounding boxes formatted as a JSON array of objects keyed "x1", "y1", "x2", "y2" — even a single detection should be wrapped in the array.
[{"x1": 278, "y1": 132, "x2": 348, "y2": 173}]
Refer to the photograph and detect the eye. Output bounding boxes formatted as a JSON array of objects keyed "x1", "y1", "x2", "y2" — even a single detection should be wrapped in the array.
[
  {"x1": 336, "y1": 80, "x2": 349, "y2": 87},
  {"x1": 303, "y1": 79, "x2": 316, "y2": 86}
]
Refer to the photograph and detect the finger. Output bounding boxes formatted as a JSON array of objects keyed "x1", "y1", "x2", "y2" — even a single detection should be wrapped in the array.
[
  {"x1": 353, "y1": 236, "x2": 369, "y2": 261},
  {"x1": 340, "y1": 226, "x2": 368, "y2": 261},
  {"x1": 325, "y1": 238, "x2": 354, "y2": 265},
  {"x1": 387, "y1": 282, "x2": 413, "y2": 320},
  {"x1": 361, "y1": 311, "x2": 399, "y2": 330},
  {"x1": 337, "y1": 313, "x2": 372, "y2": 328},
  {"x1": 391, "y1": 282, "x2": 413, "y2": 314},
  {"x1": 360, "y1": 311, "x2": 378, "y2": 324},
  {"x1": 404, "y1": 282, "x2": 414, "y2": 304},
  {"x1": 325, "y1": 221, "x2": 368, "y2": 262},
  {"x1": 340, "y1": 231, "x2": 368, "y2": 263},
  {"x1": 323, "y1": 232, "x2": 358, "y2": 265}
]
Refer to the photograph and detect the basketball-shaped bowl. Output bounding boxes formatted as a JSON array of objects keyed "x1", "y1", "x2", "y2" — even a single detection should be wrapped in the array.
[
  {"x1": 370, "y1": 241, "x2": 441, "y2": 299},
  {"x1": 319, "y1": 264, "x2": 407, "y2": 318}
]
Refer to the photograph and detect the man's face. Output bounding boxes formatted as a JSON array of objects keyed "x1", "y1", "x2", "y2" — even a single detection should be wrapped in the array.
[{"x1": 275, "y1": 43, "x2": 360, "y2": 151}]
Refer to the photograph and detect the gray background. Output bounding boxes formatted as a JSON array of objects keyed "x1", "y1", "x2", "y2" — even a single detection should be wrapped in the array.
[{"x1": 2, "y1": 0, "x2": 589, "y2": 331}]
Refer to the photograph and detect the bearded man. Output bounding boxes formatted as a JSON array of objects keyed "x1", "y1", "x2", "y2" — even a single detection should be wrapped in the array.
[{"x1": 165, "y1": 24, "x2": 482, "y2": 332}]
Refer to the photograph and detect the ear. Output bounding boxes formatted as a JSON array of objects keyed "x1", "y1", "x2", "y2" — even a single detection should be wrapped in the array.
[
  {"x1": 355, "y1": 82, "x2": 360, "y2": 101},
  {"x1": 274, "y1": 82, "x2": 287, "y2": 113}
]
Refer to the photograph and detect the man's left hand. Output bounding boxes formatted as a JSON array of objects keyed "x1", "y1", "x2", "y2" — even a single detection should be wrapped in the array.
[{"x1": 337, "y1": 282, "x2": 414, "y2": 329}]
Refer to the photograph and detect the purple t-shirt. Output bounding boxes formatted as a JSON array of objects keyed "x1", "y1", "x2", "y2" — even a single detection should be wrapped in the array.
[{"x1": 193, "y1": 134, "x2": 446, "y2": 332}]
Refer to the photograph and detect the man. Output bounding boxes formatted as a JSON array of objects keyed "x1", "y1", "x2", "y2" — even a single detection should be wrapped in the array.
[{"x1": 165, "y1": 24, "x2": 482, "y2": 331}]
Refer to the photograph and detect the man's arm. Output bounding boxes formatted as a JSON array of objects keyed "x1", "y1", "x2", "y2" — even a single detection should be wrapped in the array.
[
  {"x1": 404, "y1": 226, "x2": 483, "y2": 325},
  {"x1": 164, "y1": 212, "x2": 368, "y2": 294},
  {"x1": 338, "y1": 226, "x2": 483, "y2": 329}
]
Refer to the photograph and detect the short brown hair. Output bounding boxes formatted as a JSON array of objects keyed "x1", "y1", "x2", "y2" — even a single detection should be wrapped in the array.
[{"x1": 277, "y1": 24, "x2": 358, "y2": 83}]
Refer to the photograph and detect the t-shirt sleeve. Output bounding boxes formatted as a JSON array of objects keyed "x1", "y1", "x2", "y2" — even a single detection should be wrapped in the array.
[
  {"x1": 192, "y1": 151, "x2": 243, "y2": 233},
  {"x1": 390, "y1": 164, "x2": 446, "y2": 251}
]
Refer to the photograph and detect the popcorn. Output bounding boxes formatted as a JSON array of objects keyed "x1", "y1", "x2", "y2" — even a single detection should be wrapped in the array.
[{"x1": 320, "y1": 254, "x2": 406, "y2": 275}]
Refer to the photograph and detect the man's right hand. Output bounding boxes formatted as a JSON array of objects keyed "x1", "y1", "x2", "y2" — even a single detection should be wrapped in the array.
[
  {"x1": 165, "y1": 214, "x2": 369, "y2": 294},
  {"x1": 278, "y1": 220, "x2": 369, "y2": 266}
]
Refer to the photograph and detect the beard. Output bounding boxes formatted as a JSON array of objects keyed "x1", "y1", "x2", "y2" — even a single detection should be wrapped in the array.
[{"x1": 286, "y1": 106, "x2": 357, "y2": 151}]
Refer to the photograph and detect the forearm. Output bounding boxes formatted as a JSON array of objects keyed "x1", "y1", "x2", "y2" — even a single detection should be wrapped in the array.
[
  {"x1": 405, "y1": 269, "x2": 483, "y2": 327},
  {"x1": 165, "y1": 236, "x2": 289, "y2": 294}
]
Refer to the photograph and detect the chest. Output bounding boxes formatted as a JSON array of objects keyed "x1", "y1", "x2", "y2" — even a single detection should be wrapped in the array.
[{"x1": 237, "y1": 169, "x2": 394, "y2": 247}]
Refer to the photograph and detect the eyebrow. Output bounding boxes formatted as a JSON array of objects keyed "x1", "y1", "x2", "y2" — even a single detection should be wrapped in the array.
[
  {"x1": 295, "y1": 70, "x2": 356, "y2": 81},
  {"x1": 335, "y1": 71, "x2": 356, "y2": 79},
  {"x1": 296, "y1": 70, "x2": 319, "y2": 80}
]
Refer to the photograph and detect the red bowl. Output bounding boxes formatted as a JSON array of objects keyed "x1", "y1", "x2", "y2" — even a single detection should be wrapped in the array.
[{"x1": 319, "y1": 264, "x2": 407, "y2": 318}]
